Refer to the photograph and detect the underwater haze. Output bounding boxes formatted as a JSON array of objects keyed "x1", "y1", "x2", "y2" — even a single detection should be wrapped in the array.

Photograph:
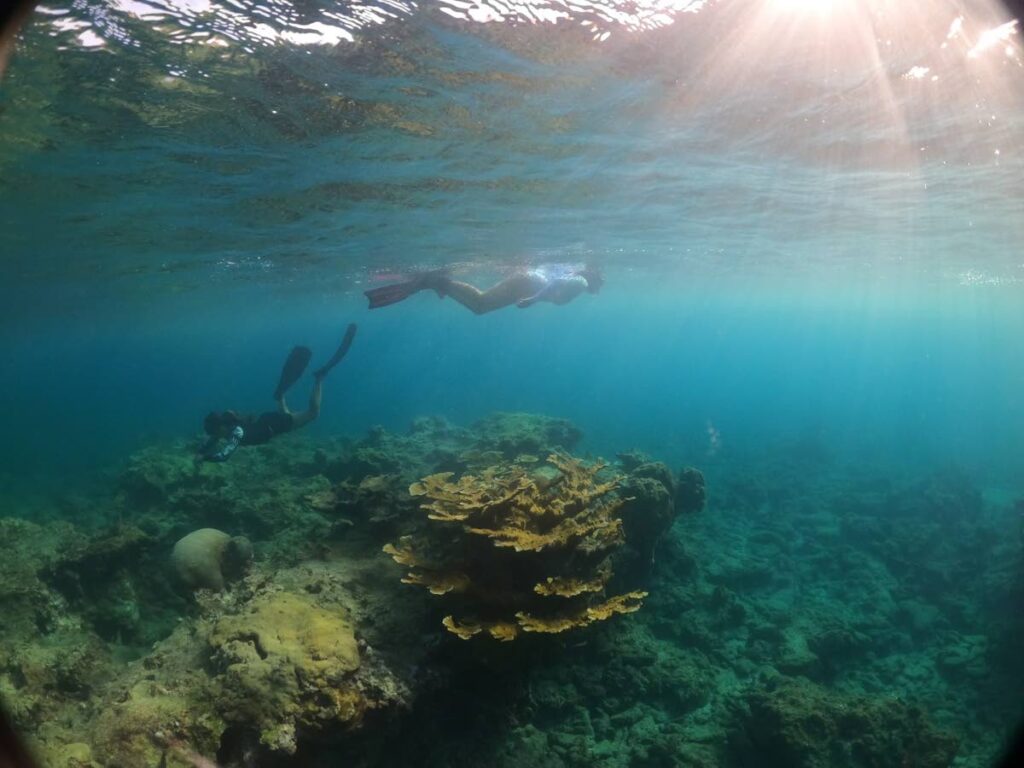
[{"x1": 1, "y1": 1, "x2": 1023, "y2": 767}]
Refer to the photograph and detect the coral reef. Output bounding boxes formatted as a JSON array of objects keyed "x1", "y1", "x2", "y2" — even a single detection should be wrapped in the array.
[
  {"x1": 207, "y1": 588, "x2": 403, "y2": 753},
  {"x1": 468, "y1": 412, "x2": 582, "y2": 459},
  {"x1": 171, "y1": 528, "x2": 253, "y2": 592},
  {"x1": 23, "y1": 559, "x2": 413, "y2": 767},
  {"x1": 676, "y1": 466, "x2": 708, "y2": 516},
  {"x1": 386, "y1": 452, "x2": 646, "y2": 641},
  {"x1": 616, "y1": 461, "x2": 705, "y2": 579},
  {"x1": 1, "y1": 413, "x2": 1021, "y2": 768}
]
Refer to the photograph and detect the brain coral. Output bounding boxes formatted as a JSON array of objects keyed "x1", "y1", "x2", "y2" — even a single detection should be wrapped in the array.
[
  {"x1": 208, "y1": 591, "x2": 368, "y2": 752},
  {"x1": 171, "y1": 528, "x2": 252, "y2": 591}
]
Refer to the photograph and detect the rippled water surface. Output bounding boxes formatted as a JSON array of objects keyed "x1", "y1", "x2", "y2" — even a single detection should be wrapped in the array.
[{"x1": 3, "y1": 1, "x2": 1024, "y2": 315}]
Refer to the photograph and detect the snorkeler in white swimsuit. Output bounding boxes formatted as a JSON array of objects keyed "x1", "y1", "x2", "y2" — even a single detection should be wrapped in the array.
[{"x1": 364, "y1": 263, "x2": 603, "y2": 315}]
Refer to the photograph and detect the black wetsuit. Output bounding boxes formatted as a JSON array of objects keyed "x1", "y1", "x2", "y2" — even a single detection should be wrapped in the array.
[
  {"x1": 240, "y1": 411, "x2": 294, "y2": 445},
  {"x1": 200, "y1": 412, "x2": 295, "y2": 462}
]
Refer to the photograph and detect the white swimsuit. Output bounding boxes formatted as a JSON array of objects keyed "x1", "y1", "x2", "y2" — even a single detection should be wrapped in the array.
[{"x1": 522, "y1": 264, "x2": 589, "y2": 306}]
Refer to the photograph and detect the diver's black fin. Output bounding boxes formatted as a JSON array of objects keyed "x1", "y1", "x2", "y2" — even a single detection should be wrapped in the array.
[
  {"x1": 314, "y1": 324, "x2": 358, "y2": 380},
  {"x1": 364, "y1": 281, "x2": 421, "y2": 310},
  {"x1": 274, "y1": 345, "x2": 312, "y2": 400},
  {"x1": 364, "y1": 269, "x2": 450, "y2": 309}
]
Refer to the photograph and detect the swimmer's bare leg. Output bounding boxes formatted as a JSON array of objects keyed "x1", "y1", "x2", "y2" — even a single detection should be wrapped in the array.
[{"x1": 442, "y1": 275, "x2": 537, "y2": 315}]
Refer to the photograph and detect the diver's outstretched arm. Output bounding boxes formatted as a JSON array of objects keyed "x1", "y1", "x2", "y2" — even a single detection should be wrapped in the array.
[{"x1": 199, "y1": 427, "x2": 243, "y2": 463}]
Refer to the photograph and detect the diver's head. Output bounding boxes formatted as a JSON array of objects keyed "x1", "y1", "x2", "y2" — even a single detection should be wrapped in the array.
[
  {"x1": 204, "y1": 410, "x2": 242, "y2": 438},
  {"x1": 578, "y1": 265, "x2": 604, "y2": 294}
]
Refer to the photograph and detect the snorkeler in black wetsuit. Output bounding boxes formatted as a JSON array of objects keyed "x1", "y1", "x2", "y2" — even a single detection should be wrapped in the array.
[{"x1": 197, "y1": 324, "x2": 357, "y2": 463}]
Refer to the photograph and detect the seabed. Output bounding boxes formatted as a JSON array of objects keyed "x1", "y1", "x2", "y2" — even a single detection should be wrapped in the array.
[{"x1": 1, "y1": 412, "x2": 1020, "y2": 767}]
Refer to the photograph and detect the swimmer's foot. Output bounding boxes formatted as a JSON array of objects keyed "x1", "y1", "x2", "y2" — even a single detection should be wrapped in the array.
[
  {"x1": 313, "y1": 323, "x2": 358, "y2": 379},
  {"x1": 364, "y1": 281, "x2": 420, "y2": 309},
  {"x1": 364, "y1": 269, "x2": 450, "y2": 309}
]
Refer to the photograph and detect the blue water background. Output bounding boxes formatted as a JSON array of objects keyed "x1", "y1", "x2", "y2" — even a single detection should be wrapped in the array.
[
  {"x1": 2, "y1": 0, "x2": 1023, "y2": 504},
  {"x1": 3, "y1": 277, "x2": 1020, "y2": 500}
]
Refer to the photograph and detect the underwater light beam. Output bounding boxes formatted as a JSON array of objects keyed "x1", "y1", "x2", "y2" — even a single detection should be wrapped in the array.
[{"x1": 766, "y1": 0, "x2": 849, "y2": 15}]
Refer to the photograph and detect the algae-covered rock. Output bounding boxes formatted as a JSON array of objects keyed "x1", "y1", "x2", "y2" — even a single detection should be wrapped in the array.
[
  {"x1": 171, "y1": 528, "x2": 252, "y2": 592},
  {"x1": 208, "y1": 590, "x2": 389, "y2": 752},
  {"x1": 118, "y1": 446, "x2": 200, "y2": 510},
  {"x1": 470, "y1": 412, "x2": 582, "y2": 458},
  {"x1": 0, "y1": 519, "x2": 113, "y2": 735},
  {"x1": 676, "y1": 466, "x2": 707, "y2": 515},
  {"x1": 0, "y1": 519, "x2": 86, "y2": 638},
  {"x1": 935, "y1": 633, "x2": 989, "y2": 682},
  {"x1": 35, "y1": 740, "x2": 95, "y2": 768},
  {"x1": 618, "y1": 463, "x2": 677, "y2": 577},
  {"x1": 78, "y1": 593, "x2": 225, "y2": 768},
  {"x1": 338, "y1": 418, "x2": 467, "y2": 481},
  {"x1": 45, "y1": 524, "x2": 161, "y2": 642},
  {"x1": 84, "y1": 567, "x2": 409, "y2": 765},
  {"x1": 729, "y1": 678, "x2": 958, "y2": 768},
  {"x1": 91, "y1": 677, "x2": 223, "y2": 768},
  {"x1": 774, "y1": 626, "x2": 820, "y2": 677}
]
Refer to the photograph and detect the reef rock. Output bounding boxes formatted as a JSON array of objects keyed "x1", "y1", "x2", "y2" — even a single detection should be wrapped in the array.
[
  {"x1": 729, "y1": 678, "x2": 958, "y2": 768},
  {"x1": 469, "y1": 412, "x2": 583, "y2": 459},
  {"x1": 79, "y1": 566, "x2": 410, "y2": 765},
  {"x1": 676, "y1": 466, "x2": 707, "y2": 515},
  {"x1": 171, "y1": 528, "x2": 252, "y2": 592},
  {"x1": 208, "y1": 591, "x2": 389, "y2": 752},
  {"x1": 618, "y1": 462, "x2": 677, "y2": 576}
]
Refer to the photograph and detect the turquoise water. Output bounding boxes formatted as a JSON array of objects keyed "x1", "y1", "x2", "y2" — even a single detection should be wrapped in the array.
[{"x1": 1, "y1": 1, "x2": 1023, "y2": 766}]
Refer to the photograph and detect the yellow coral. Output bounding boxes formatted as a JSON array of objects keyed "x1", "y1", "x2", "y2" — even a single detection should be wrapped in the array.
[
  {"x1": 409, "y1": 454, "x2": 625, "y2": 552},
  {"x1": 401, "y1": 571, "x2": 470, "y2": 595},
  {"x1": 534, "y1": 574, "x2": 608, "y2": 598},
  {"x1": 516, "y1": 591, "x2": 648, "y2": 634},
  {"x1": 513, "y1": 614, "x2": 580, "y2": 634},
  {"x1": 442, "y1": 616, "x2": 519, "y2": 642},
  {"x1": 583, "y1": 591, "x2": 648, "y2": 621},
  {"x1": 390, "y1": 453, "x2": 646, "y2": 641},
  {"x1": 210, "y1": 592, "x2": 360, "y2": 679},
  {"x1": 384, "y1": 540, "x2": 470, "y2": 595},
  {"x1": 466, "y1": 516, "x2": 623, "y2": 552},
  {"x1": 487, "y1": 622, "x2": 520, "y2": 642},
  {"x1": 382, "y1": 539, "x2": 424, "y2": 568},
  {"x1": 410, "y1": 468, "x2": 534, "y2": 522},
  {"x1": 442, "y1": 616, "x2": 481, "y2": 640}
]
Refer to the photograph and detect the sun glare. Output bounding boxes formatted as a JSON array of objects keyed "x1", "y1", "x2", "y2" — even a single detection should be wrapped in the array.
[{"x1": 767, "y1": 0, "x2": 844, "y2": 15}]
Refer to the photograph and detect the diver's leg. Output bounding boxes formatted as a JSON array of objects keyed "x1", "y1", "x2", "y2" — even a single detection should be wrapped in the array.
[
  {"x1": 276, "y1": 394, "x2": 292, "y2": 415},
  {"x1": 443, "y1": 275, "x2": 536, "y2": 315},
  {"x1": 289, "y1": 378, "x2": 322, "y2": 430}
]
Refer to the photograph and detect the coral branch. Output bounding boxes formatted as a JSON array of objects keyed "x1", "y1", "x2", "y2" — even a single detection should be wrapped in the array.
[{"x1": 388, "y1": 453, "x2": 647, "y2": 640}]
